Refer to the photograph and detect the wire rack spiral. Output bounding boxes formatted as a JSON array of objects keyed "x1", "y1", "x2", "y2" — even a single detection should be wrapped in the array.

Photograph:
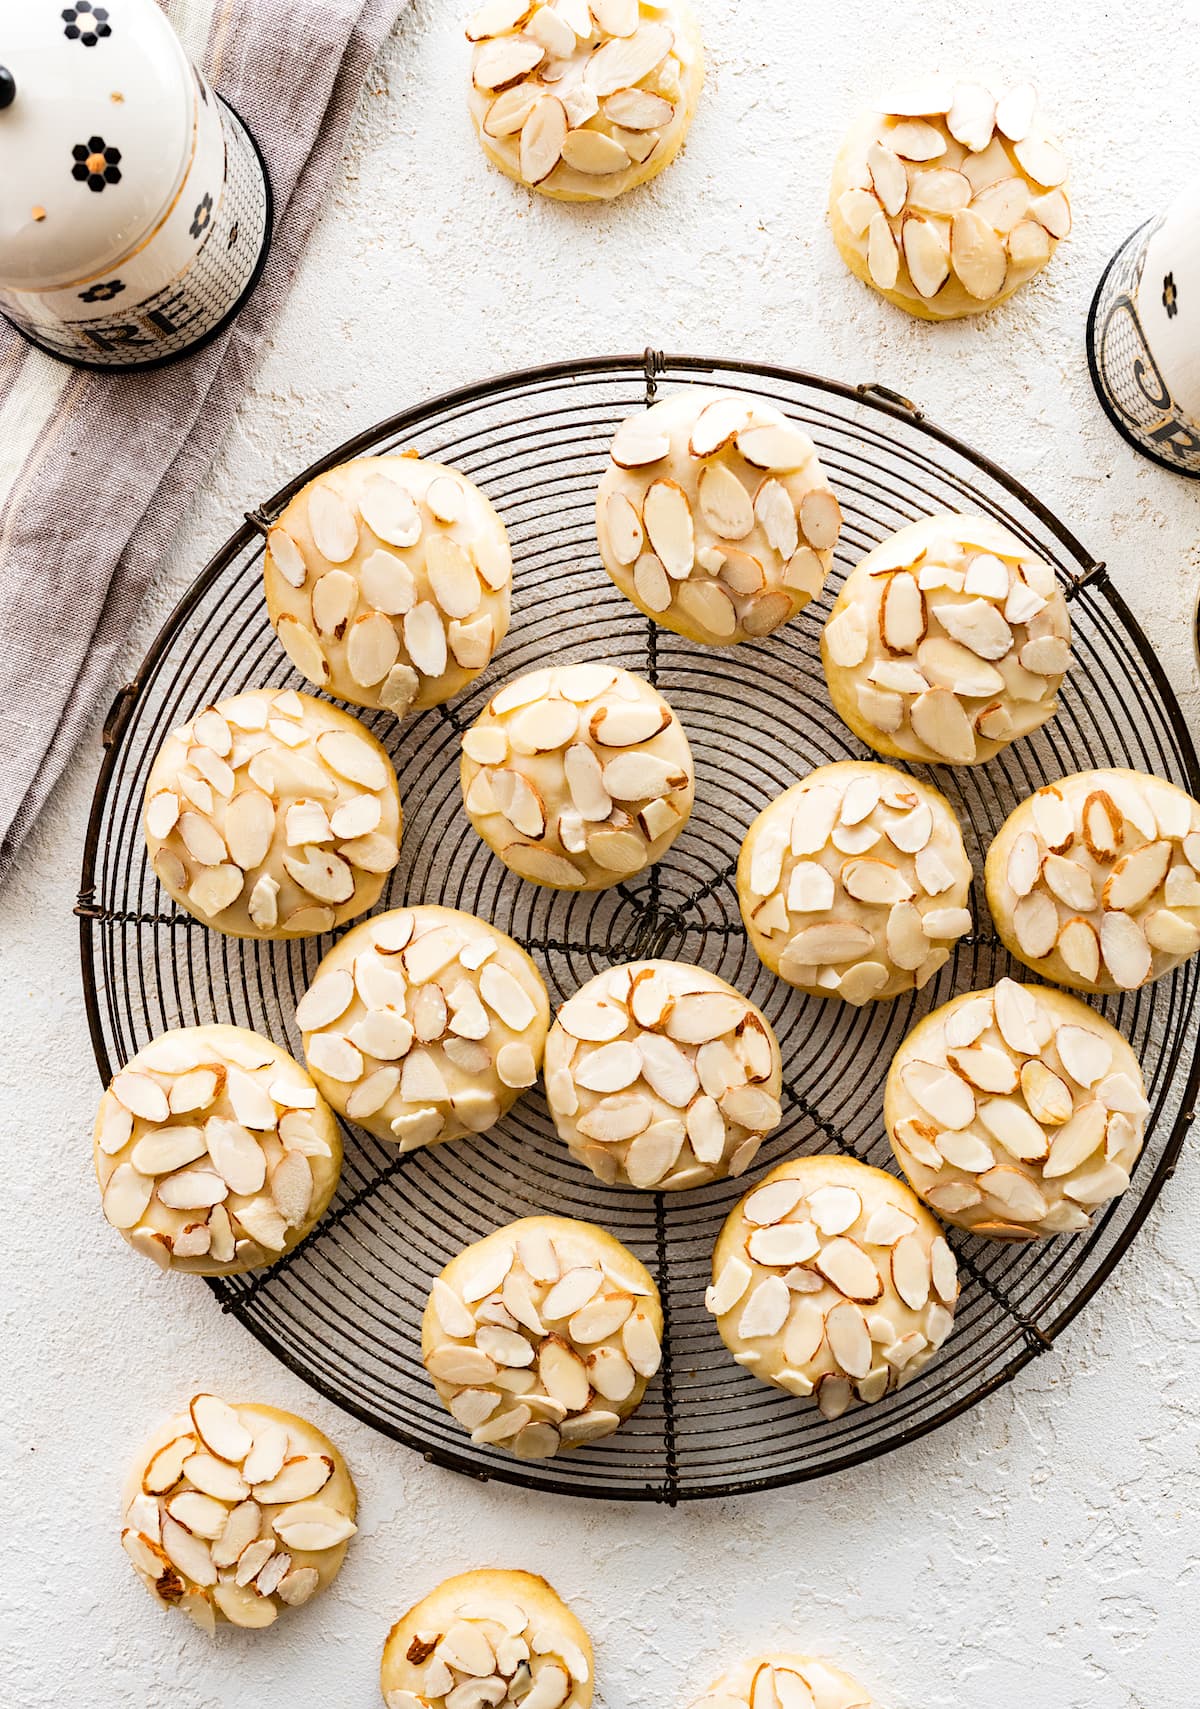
[{"x1": 79, "y1": 352, "x2": 1200, "y2": 1503}]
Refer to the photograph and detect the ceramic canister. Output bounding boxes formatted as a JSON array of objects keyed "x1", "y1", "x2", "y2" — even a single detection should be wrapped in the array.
[
  {"x1": 1087, "y1": 182, "x2": 1200, "y2": 479},
  {"x1": 0, "y1": 0, "x2": 271, "y2": 369}
]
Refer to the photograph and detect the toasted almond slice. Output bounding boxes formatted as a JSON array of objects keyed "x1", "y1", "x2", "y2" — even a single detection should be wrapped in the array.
[
  {"x1": 880, "y1": 570, "x2": 926, "y2": 651},
  {"x1": 584, "y1": 21, "x2": 673, "y2": 97},
  {"x1": 307, "y1": 484, "x2": 358, "y2": 562},
  {"x1": 1103, "y1": 839, "x2": 1172, "y2": 911},
  {"x1": 268, "y1": 527, "x2": 308, "y2": 588},
  {"x1": 888, "y1": 117, "x2": 947, "y2": 161},
  {"x1": 973, "y1": 176, "x2": 1032, "y2": 235},
  {"x1": 473, "y1": 32, "x2": 544, "y2": 92},
  {"x1": 734, "y1": 422, "x2": 813, "y2": 474},
  {"x1": 778, "y1": 920, "x2": 875, "y2": 968},
  {"x1": 891, "y1": 1234, "x2": 932, "y2": 1310},
  {"x1": 1014, "y1": 133, "x2": 1067, "y2": 188},
  {"x1": 642, "y1": 478, "x2": 695, "y2": 579},
  {"x1": 190, "y1": 1394, "x2": 253, "y2": 1464},
  {"x1": 909, "y1": 687, "x2": 976, "y2": 763},
  {"x1": 947, "y1": 1044, "x2": 1019, "y2": 1095},
  {"x1": 931, "y1": 595, "x2": 1013, "y2": 660},
  {"x1": 1042, "y1": 853, "x2": 1096, "y2": 912},
  {"x1": 902, "y1": 215, "x2": 950, "y2": 297},
  {"x1": 271, "y1": 1499, "x2": 356, "y2": 1553},
  {"x1": 816, "y1": 1237, "x2": 882, "y2": 1302},
  {"x1": 978, "y1": 1164, "x2": 1048, "y2": 1221},
  {"x1": 610, "y1": 417, "x2": 670, "y2": 469},
  {"x1": 946, "y1": 80, "x2": 996, "y2": 151},
  {"x1": 901, "y1": 1059, "x2": 975, "y2": 1128},
  {"x1": 951, "y1": 207, "x2": 1008, "y2": 300},
  {"x1": 1013, "y1": 890, "x2": 1059, "y2": 960},
  {"x1": 993, "y1": 81, "x2": 1037, "y2": 142},
  {"x1": 561, "y1": 126, "x2": 631, "y2": 175},
  {"x1": 738, "y1": 1275, "x2": 791, "y2": 1338},
  {"x1": 1030, "y1": 188, "x2": 1071, "y2": 239},
  {"x1": 867, "y1": 211, "x2": 900, "y2": 289},
  {"x1": 1006, "y1": 830, "x2": 1042, "y2": 898},
  {"x1": 1099, "y1": 912, "x2": 1152, "y2": 989},
  {"x1": 867, "y1": 140, "x2": 907, "y2": 216},
  {"x1": 604, "y1": 86, "x2": 673, "y2": 128}
]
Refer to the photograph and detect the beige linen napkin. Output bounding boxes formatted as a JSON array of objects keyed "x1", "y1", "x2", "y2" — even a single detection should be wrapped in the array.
[{"x1": 0, "y1": 0, "x2": 403, "y2": 878}]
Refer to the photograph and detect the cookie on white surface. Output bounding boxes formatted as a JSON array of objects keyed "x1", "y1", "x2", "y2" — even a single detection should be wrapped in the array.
[
  {"x1": 467, "y1": 0, "x2": 704, "y2": 203},
  {"x1": 595, "y1": 388, "x2": 841, "y2": 645},
  {"x1": 94, "y1": 1025, "x2": 341, "y2": 1275},
  {"x1": 381, "y1": 1568, "x2": 593, "y2": 1709},
  {"x1": 422, "y1": 1215, "x2": 663, "y2": 1458},
  {"x1": 737, "y1": 761, "x2": 973, "y2": 1004},
  {"x1": 689, "y1": 1652, "x2": 872, "y2": 1709},
  {"x1": 297, "y1": 905, "x2": 550, "y2": 1149},
  {"x1": 707, "y1": 1155, "x2": 958, "y2": 1418},
  {"x1": 985, "y1": 768, "x2": 1200, "y2": 992},
  {"x1": 544, "y1": 959, "x2": 783, "y2": 1189},
  {"x1": 821, "y1": 514, "x2": 1071, "y2": 766},
  {"x1": 263, "y1": 455, "x2": 512, "y2": 717},
  {"x1": 121, "y1": 1395, "x2": 356, "y2": 1633},
  {"x1": 830, "y1": 78, "x2": 1070, "y2": 319},
  {"x1": 460, "y1": 663, "x2": 694, "y2": 890},
  {"x1": 885, "y1": 978, "x2": 1147, "y2": 1239},
  {"x1": 144, "y1": 688, "x2": 402, "y2": 937}
]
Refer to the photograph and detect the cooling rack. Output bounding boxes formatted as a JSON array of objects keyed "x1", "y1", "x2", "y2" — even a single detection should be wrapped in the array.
[{"x1": 79, "y1": 352, "x2": 1200, "y2": 1502}]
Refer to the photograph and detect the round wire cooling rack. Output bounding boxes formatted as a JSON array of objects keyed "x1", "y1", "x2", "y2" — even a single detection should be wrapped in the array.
[{"x1": 79, "y1": 351, "x2": 1200, "y2": 1504}]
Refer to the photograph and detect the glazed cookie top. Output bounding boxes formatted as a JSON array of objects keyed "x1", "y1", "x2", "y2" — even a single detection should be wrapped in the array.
[
  {"x1": 144, "y1": 689, "x2": 402, "y2": 937},
  {"x1": 707, "y1": 1155, "x2": 958, "y2": 1419},
  {"x1": 595, "y1": 388, "x2": 842, "y2": 646},
  {"x1": 885, "y1": 979, "x2": 1147, "y2": 1239},
  {"x1": 821, "y1": 514, "x2": 1071, "y2": 766},
  {"x1": 94, "y1": 1025, "x2": 341, "y2": 1275},
  {"x1": 690, "y1": 1653, "x2": 872, "y2": 1709},
  {"x1": 467, "y1": 0, "x2": 703, "y2": 202},
  {"x1": 121, "y1": 1396, "x2": 356, "y2": 1634},
  {"x1": 986, "y1": 768, "x2": 1200, "y2": 992},
  {"x1": 263, "y1": 455, "x2": 512, "y2": 717},
  {"x1": 544, "y1": 959, "x2": 783, "y2": 1190},
  {"x1": 831, "y1": 78, "x2": 1070, "y2": 317},
  {"x1": 422, "y1": 1215, "x2": 663, "y2": 1459},
  {"x1": 381, "y1": 1568, "x2": 593, "y2": 1709},
  {"x1": 297, "y1": 905, "x2": 550, "y2": 1149},
  {"x1": 738, "y1": 762, "x2": 973, "y2": 1004},
  {"x1": 461, "y1": 663, "x2": 694, "y2": 890}
]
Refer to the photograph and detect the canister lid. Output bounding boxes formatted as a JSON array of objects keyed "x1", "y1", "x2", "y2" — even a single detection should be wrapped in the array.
[{"x1": 0, "y1": 0, "x2": 195, "y2": 291}]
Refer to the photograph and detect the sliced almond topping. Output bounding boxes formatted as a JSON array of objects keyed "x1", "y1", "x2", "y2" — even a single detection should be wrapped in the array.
[
  {"x1": 190, "y1": 1394, "x2": 253, "y2": 1464},
  {"x1": 1103, "y1": 839, "x2": 1172, "y2": 912},
  {"x1": 1013, "y1": 133, "x2": 1067, "y2": 188},
  {"x1": 946, "y1": 80, "x2": 996, "y2": 151},
  {"x1": 738, "y1": 1275, "x2": 791, "y2": 1338},
  {"x1": 880, "y1": 570, "x2": 926, "y2": 651},
  {"x1": 947, "y1": 1044, "x2": 1019, "y2": 1095},
  {"x1": 561, "y1": 127, "x2": 631, "y2": 175},
  {"x1": 1020, "y1": 1058, "x2": 1073, "y2": 1126},
  {"x1": 778, "y1": 920, "x2": 875, "y2": 968},
  {"x1": 1099, "y1": 911, "x2": 1152, "y2": 989},
  {"x1": 909, "y1": 687, "x2": 976, "y2": 763},
  {"x1": 902, "y1": 215, "x2": 950, "y2": 298},
  {"x1": 815, "y1": 1238, "x2": 882, "y2": 1302},
  {"x1": 867, "y1": 140, "x2": 907, "y2": 216},
  {"x1": 307, "y1": 484, "x2": 358, "y2": 562},
  {"x1": 951, "y1": 208, "x2": 1008, "y2": 300},
  {"x1": 978, "y1": 1164, "x2": 1048, "y2": 1221},
  {"x1": 901, "y1": 1059, "x2": 975, "y2": 1128},
  {"x1": 1012, "y1": 890, "x2": 1059, "y2": 961},
  {"x1": 268, "y1": 527, "x2": 308, "y2": 588},
  {"x1": 1030, "y1": 187, "x2": 1071, "y2": 239},
  {"x1": 584, "y1": 22, "x2": 673, "y2": 98},
  {"x1": 867, "y1": 211, "x2": 900, "y2": 289}
]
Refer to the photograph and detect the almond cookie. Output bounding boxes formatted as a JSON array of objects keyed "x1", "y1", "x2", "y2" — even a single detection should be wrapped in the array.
[
  {"x1": 986, "y1": 768, "x2": 1200, "y2": 991},
  {"x1": 544, "y1": 959, "x2": 782, "y2": 1190},
  {"x1": 738, "y1": 761, "x2": 973, "y2": 1005},
  {"x1": 595, "y1": 388, "x2": 841, "y2": 646},
  {"x1": 263, "y1": 455, "x2": 512, "y2": 717},
  {"x1": 381, "y1": 1568, "x2": 593, "y2": 1709},
  {"x1": 422, "y1": 1215, "x2": 663, "y2": 1458},
  {"x1": 886, "y1": 978, "x2": 1147, "y2": 1239},
  {"x1": 94, "y1": 1025, "x2": 341, "y2": 1275},
  {"x1": 467, "y1": 0, "x2": 704, "y2": 203},
  {"x1": 821, "y1": 515, "x2": 1070, "y2": 766},
  {"x1": 297, "y1": 905, "x2": 550, "y2": 1149},
  {"x1": 121, "y1": 1395, "x2": 356, "y2": 1633},
  {"x1": 461, "y1": 663, "x2": 694, "y2": 890},
  {"x1": 830, "y1": 78, "x2": 1070, "y2": 319},
  {"x1": 689, "y1": 1653, "x2": 872, "y2": 1709},
  {"x1": 707, "y1": 1155, "x2": 958, "y2": 1419},
  {"x1": 144, "y1": 688, "x2": 402, "y2": 937}
]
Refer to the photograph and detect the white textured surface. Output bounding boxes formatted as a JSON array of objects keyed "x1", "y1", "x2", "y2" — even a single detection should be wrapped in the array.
[{"x1": 4, "y1": 2, "x2": 1200, "y2": 1704}]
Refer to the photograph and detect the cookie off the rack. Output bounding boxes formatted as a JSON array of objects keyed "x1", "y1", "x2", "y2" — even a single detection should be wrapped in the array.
[
  {"x1": 544, "y1": 959, "x2": 782, "y2": 1190},
  {"x1": 422, "y1": 1215, "x2": 662, "y2": 1458},
  {"x1": 688, "y1": 1653, "x2": 873, "y2": 1709},
  {"x1": 121, "y1": 1394, "x2": 356, "y2": 1633},
  {"x1": 263, "y1": 454, "x2": 512, "y2": 717},
  {"x1": 830, "y1": 78, "x2": 1070, "y2": 318},
  {"x1": 460, "y1": 662, "x2": 694, "y2": 889},
  {"x1": 821, "y1": 514, "x2": 1071, "y2": 766},
  {"x1": 886, "y1": 979, "x2": 1148, "y2": 1239},
  {"x1": 596, "y1": 388, "x2": 842, "y2": 645},
  {"x1": 381, "y1": 1568, "x2": 593, "y2": 1709},
  {"x1": 738, "y1": 761, "x2": 973, "y2": 1005},
  {"x1": 144, "y1": 688, "x2": 402, "y2": 937},
  {"x1": 94, "y1": 1026, "x2": 341, "y2": 1275},
  {"x1": 707, "y1": 1156, "x2": 958, "y2": 1419},
  {"x1": 467, "y1": 0, "x2": 704, "y2": 202},
  {"x1": 986, "y1": 769, "x2": 1200, "y2": 991},
  {"x1": 297, "y1": 906, "x2": 550, "y2": 1149}
]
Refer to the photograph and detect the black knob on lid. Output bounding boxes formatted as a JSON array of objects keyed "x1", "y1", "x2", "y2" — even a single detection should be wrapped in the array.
[{"x1": 0, "y1": 69, "x2": 15, "y2": 110}]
